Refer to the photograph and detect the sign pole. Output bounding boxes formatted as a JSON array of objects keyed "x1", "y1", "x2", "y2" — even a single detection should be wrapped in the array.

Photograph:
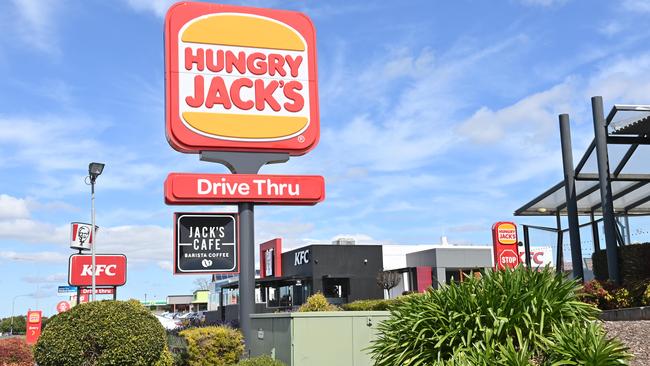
[{"x1": 200, "y1": 151, "x2": 288, "y2": 350}]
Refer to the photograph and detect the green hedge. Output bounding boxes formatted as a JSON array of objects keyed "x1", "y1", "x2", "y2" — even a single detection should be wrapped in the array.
[
  {"x1": 34, "y1": 300, "x2": 168, "y2": 366},
  {"x1": 180, "y1": 326, "x2": 243, "y2": 366},
  {"x1": 341, "y1": 298, "x2": 398, "y2": 311},
  {"x1": 235, "y1": 355, "x2": 285, "y2": 366},
  {"x1": 592, "y1": 243, "x2": 650, "y2": 284}
]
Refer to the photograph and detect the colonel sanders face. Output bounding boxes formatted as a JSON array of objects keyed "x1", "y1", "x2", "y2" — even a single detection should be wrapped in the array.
[{"x1": 78, "y1": 226, "x2": 90, "y2": 245}]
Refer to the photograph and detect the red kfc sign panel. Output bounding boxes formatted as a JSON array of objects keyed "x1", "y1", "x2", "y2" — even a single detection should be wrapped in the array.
[
  {"x1": 68, "y1": 254, "x2": 127, "y2": 286},
  {"x1": 165, "y1": 2, "x2": 319, "y2": 155}
]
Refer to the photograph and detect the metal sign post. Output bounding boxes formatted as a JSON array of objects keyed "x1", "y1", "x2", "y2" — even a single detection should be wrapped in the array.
[{"x1": 199, "y1": 151, "x2": 289, "y2": 347}]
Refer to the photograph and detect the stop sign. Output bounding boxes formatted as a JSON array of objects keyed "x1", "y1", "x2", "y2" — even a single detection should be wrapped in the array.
[
  {"x1": 498, "y1": 249, "x2": 519, "y2": 269},
  {"x1": 56, "y1": 301, "x2": 71, "y2": 313}
]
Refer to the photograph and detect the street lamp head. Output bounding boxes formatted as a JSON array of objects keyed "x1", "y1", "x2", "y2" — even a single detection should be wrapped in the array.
[{"x1": 88, "y1": 162, "x2": 105, "y2": 182}]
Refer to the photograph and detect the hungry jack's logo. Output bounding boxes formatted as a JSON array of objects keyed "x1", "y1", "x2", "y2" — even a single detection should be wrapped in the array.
[
  {"x1": 165, "y1": 3, "x2": 319, "y2": 155},
  {"x1": 496, "y1": 223, "x2": 517, "y2": 245}
]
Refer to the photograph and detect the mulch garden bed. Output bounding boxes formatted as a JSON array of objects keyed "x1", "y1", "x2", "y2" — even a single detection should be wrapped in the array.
[{"x1": 604, "y1": 320, "x2": 650, "y2": 366}]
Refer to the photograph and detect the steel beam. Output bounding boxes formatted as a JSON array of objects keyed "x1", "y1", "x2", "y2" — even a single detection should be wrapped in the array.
[
  {"x1": 576, "y1": 173, "x2": 650, "y2": 182},
  {"x1": 592, "y1": 96, "x2": 620, "y2": 284},
  {"x1": 556, "y1": 212, "x2": 564, "y2": 273},
  {"x1": 574, "y1": 140, "x2": 596, "y2": 175},
  {"x1": 607, "y1": 136, "x2": 650, "y2": 145},
  {"x1": 590, "y1": 211, "x2": 600, "y2": 252},
  {"x1": 523, "y1": 225, "x2": 531, "y2": 268},
  {"x1": 559, "y1": 114, "x2": 583, "y2": 280}
]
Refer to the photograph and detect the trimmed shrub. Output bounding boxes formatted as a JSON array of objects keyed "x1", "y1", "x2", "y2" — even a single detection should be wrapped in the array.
[
  {"x1": 155, "y1": 348, "x2": 175, "y2": 366},
  {"x1": 235, "y1": 355, "x2": 286, "y2": 366},
  {"x1": 341, "y1": 297, "x2": 413, "y2": 311},
  {"x1": 297, "y1": 293, "x2": 338, "y2": 312},
  {"x1": 34, "y1": 300, "x2": 167, "y2": 366},
  {"x1": 0, "y1": 337, "x2": 33, "y2": 365},
  {"x1": 370, "y1": 267, "x2": 604, "y2": 365},
  {"x1": 180, "y1": 326, "x2": 243, "y2": 366}
]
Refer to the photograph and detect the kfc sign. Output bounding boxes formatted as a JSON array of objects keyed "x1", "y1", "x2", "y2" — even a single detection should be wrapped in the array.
[
  {"x1": 70, "y1": 222, "x2": 95, "y2": 251},
  {"x1": 165, "y1": 2, "x2": 319, "y2": 155},
  {"x1": 165, "y1": 173, "x2": 324, "y2": 205},
  {"x1": 492, "y1": 222, "x2": 520, "y2": 270},
  {"x1": 68, "y1": 254, "x2": 127, "y2": 286},
  {"x1": 519, "y1": 246, "x2": 554, "y2": 268}
]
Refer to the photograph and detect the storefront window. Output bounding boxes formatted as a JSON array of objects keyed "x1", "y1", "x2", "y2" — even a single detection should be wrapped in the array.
[{"x1": 323, "y1": 278, "x2": 349, "y2": 303}]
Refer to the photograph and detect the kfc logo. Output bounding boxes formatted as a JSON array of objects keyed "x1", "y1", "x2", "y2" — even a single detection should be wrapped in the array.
[
  {"x1": 70, "y1": 222, "x2": 95, "y2": 250},
  {"x1": 69, "y1": 254, "x2": 126, "y2": 286}
]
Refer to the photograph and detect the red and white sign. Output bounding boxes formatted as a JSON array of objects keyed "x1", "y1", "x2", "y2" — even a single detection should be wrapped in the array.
[
  {"x1": 80, "y1": 287, "x2": 115, "y2": 295},
  {"x1": 56, "y1": 301, "x2": 71, "y2": 313},
  {"x1": 165, "y1": 2, "x2": 319, "y2": 155},
  {"x1": 260, "y1": 238, "x2": 282, "y2": 278},
  {"x1": 519, "y1": 246, "x2": 554, "y2": 268},
  {"x1": 68, "y1": 254, "x2": 127, "y2": 287},
  {"x1": 492, "y1": 222, "x2": 520, "y2": 270},
  {"x1": 165, "y1": 173, "x2": 324, "y2": 205},
  {"x1": 25, "y1": 310, "x2": 42, "y2": 345},
  {"x1": 70, "y1": 222, "x2": 95, "y2": 251}
]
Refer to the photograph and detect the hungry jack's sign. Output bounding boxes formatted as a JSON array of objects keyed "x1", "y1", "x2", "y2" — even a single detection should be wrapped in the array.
[{"x1": 165, "y1": 2, "x2": 319, "y2": 155}]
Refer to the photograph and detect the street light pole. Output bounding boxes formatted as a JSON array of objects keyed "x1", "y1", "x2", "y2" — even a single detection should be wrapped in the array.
[
  {"x1": 88, "y1": 162, "x2": 105, "y2": 302},
  {"x1": 91, "y1": 177, "x2": 96, "y2": 302},
  {"x1": 10, "y1": 294, "x2": 29, "y2": 336}
]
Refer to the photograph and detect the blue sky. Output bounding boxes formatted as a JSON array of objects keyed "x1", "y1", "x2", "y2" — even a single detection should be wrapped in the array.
[{"x1": 2, "y1": 0, "x2": 650, "y2": 317}]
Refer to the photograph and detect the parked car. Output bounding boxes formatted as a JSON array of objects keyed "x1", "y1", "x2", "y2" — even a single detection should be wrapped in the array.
[{"x1": 155, "y1": 315, "x2": 181, "y2": 330}]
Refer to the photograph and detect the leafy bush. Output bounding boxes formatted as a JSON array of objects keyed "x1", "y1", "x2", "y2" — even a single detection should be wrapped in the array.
[
  {"x1": 579, "y1": 279, "x2": 636, "y2": 309},
  {"x1": 546, "y1": 321, "x2": 631, "y2": 364},
  {"x1": 180, "y1": 326, "x2": 243, "y2": 366},
  {"x1": 297, "y1": 293, "x2": 338, "y2": 312},
  {"x1": 643, "y1": 282, "x2": 650, "y2": 306},
  {"x1": 235, "y1": 355, "x2": 286, "y2": 365},
  {"x1": 155, "y1": 348, "x2": 175, "y2": 366},
  {"x1": 370, "y1": 267, "x2": 605, "y2": 365},
  {"x1": 34, "y1": 300, "x2": 167, "y2": 366},
  {"x1": 341, "y1": 299, "x2": 392, "y2": 311},
  {"x1": 0, "y1": 337, "x2": 33, "y2": 365}
]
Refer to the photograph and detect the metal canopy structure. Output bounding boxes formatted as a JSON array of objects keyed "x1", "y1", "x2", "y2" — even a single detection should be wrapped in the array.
[
  {"x1": 514, "y1": 100, "x2": 650, "y2": 284},
  {"x1": 516, "y1": 106, "x2": 650, "y2": 217}
]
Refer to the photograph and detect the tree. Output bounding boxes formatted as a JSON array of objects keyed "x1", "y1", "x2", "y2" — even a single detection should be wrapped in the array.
[
  {"x1": 193, "y1": 277, "x2": 211, "y2": 291},
  {"x1": 376, "y1": 271, "x2": 402, "y2": 299}
]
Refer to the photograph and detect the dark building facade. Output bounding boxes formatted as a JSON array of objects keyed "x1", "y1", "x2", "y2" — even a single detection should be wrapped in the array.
[{"x1": 218, "y1": 242, "x2": 384, "y2": 320}]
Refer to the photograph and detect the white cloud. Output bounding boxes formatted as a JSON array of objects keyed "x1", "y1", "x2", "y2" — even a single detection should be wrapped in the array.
[
  {"x1": 10, "y1": 0, "x2": 61, "y2": 54},
  {"x1": 622, "y1": 0, "x2": 650, "y2": 12},
  {"x1": 0, "y1": 194, "x2": 30, "y2": 220},
  {"x1": 22, "y1": 273, "x2": 67, "y2": 283},
  {"x1": 0, "y1": 250, "x2": 67, "y2": 263},
  {"x1": 123, "y1": 0, "x2": 177, "y2": 17}
]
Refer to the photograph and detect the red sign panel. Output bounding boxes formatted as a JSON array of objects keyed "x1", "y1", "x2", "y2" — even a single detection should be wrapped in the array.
[
  {"x1": 25, "y1": 310, "x2": 42, "y2": 345},
  {"x1": 165, "y1": 173, "x2": 324, "y2": 205},
  {"x1": 260, "y1": 238, "x2": 282, "y2": 278},
  {"x1": 80, "y1": 287, "x2": 115, "y2": 295},
  {"x1": 68, "y1": 254, "x2": 127, "y2": 287},
  {"x1": 492, "y1": 222, "x2": 520, "y2": 270},
  {"x1": 56, "y1": 301, "x2": 71, "y2": 313},
  {"x1": 165, "y1": 2, "x2": 319, "y2": 155}
]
